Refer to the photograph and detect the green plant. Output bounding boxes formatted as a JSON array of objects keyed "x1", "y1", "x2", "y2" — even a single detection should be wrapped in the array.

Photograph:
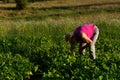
[{"x1": 0, "y1": 52, "x2": 33, "y2": 79}]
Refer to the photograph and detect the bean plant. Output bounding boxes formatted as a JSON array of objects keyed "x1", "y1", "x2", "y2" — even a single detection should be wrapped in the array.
[{"x1": 0, "y1": 19, "x2": 120, "y2": 80}]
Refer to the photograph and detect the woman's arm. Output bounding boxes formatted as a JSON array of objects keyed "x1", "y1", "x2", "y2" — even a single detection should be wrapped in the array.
[{"x1": 81, "y1": 32, "x2": 93, "y2": 45}]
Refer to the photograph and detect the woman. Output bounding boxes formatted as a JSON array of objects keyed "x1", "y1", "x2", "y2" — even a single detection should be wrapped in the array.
[{"x1": 65, "y1": 24, "x2": 99, "y2": 59}]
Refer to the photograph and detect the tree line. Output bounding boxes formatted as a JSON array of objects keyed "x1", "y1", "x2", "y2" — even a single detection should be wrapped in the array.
[
  {"x1": 0, "y1": 0, "x2": 53, "y2": 9},
  {"x1": 0, "y1": 0, "x2": 52, "y2": 3}
]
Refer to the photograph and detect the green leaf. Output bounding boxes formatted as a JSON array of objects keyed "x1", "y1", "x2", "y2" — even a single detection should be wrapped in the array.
[{"x1": 34, "y1": 65, "x2": 39, "y2": 72}]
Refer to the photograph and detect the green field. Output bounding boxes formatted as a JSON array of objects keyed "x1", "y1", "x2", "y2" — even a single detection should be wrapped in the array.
[{"x1": 0, "y1": 0, "x2": 120, "y2": 80}]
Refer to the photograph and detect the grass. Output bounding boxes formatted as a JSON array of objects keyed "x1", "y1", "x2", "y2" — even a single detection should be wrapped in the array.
[{"x1": 0, "y1": 0, "x2": 120, "y2": 21}]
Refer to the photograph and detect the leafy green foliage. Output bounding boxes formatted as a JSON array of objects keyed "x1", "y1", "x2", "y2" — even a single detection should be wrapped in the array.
[
  {"x1": 0, "y1": 20, "x2": 120, "y2": 79},
  {"x1": 0, "y1": 52, "x2": 33, "y2": 79}
]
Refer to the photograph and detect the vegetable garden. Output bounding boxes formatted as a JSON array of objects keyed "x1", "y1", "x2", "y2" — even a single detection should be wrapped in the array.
[{"x1": 0, "y1": 19, "x2": 120, "y2": 79}]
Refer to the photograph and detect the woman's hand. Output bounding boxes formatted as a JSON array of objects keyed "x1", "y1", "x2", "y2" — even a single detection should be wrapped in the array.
[
  {"x1": 89, "y1": 40, "x2": 93, "y2": 45},
  {"x1": 80, "y1": 32, "x2": 93, "y2": 45}
]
